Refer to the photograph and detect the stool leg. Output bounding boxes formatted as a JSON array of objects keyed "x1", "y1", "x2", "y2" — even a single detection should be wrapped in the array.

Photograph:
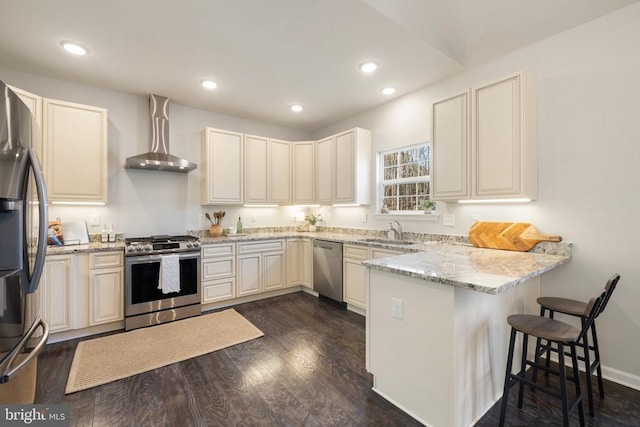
[
  {"x1": 558, "y1": 342, "x2": 570, "y2": 427},
  {"x1": 499, "y1": 327, "x2": 518, "y2": 427},
  {"x1": 532, "y1": 307, "x2": 546, "y2": 388},
  {"x1": 518, "y1": 332, "x2": 529, "y2": 409},
  {"x1": 545, "y1": 310, "x2": 555, "y2": 377},
  {"x1": 591, "y1": 322, "x2": 605, "y2": 398},
  {"x1": 570, "y1": 342, "x2": 586, "y2": 426},
  {"x1": 580, "y1": 318, "x2": 594, "y2": 417}
]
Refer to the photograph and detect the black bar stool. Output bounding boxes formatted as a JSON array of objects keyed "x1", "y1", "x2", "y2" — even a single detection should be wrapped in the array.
[
  {"x1": 534, "y1": 274, "x2": 620, "y2": 416},
  {"x1": 499, "y1": 293, "x2": 604, "y2": 427}
]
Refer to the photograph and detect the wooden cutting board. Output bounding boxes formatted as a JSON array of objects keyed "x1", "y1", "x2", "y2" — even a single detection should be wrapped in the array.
[{"x1": 469, "y1": 222, "x2": 562, "y2": 252}]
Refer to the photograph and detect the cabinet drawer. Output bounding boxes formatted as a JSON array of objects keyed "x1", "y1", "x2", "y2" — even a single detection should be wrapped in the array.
[
  {"x1": 202, "y1": 243, "x2": 235, "y2": 258},
  {"x1": 89, "y1": 251, "x2": 123, "y2": 269},
  {"x1": 202, "y1": 278, "x2": 235, "y2": 303},
  {"x1": 202, "y1": 256, "x2": 235, "y2": 280},
  {"x1": 371, "y1": 248, "x2": 402, "y2": 259},
  {"x1": 237, "y1": 240, "x2": 284, "y2": 254},
  {"x1": 344, "y1": 244, "x2": 370, "y2": 261}
]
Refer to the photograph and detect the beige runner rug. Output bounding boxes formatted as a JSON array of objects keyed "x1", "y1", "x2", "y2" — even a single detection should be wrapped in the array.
[{"x1": 65, "y1": 309, "x2": 263, "y2": 394}]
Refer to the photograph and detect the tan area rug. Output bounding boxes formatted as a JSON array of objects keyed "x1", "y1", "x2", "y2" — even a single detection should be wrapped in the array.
[
  {"x1": 0, "y1": 354, "x2": 37, "y2": 403},
  {"x1": 65, "y1": 309, "x2": 263, "y2": 394}
]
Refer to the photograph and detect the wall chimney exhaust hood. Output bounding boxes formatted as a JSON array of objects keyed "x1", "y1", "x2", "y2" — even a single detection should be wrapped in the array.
[{"x1": 125, "y1": 94, "x2": 197, "y2": 173}]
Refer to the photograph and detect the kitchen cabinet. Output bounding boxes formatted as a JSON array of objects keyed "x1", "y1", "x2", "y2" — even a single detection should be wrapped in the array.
[
  {"x1": 286, "y1": 237, "x2": 313, "y2": 289},
  {"x1": 430, "y1": 71, "x2": 537, "y2": 201},
  {"x1": 9, "y1": 85, "x2": 43, "y2": 158},
  {"x1": 237, "y1": 240, "x2": 285, "y2": 296},
  {"x1": 42, "y1": 254, "x2": 76, "y2": 332},
  {"x1": 43, "y1": 98, "x2": 108, "y2": 204},
  {"x1": 201, "y1": 127, "x2": 244, "y2": 204},
  {"x1": 89, "y1": 252, "x2": 124, "y2": 326},
  {"x1": 244, "y1": 136, "x2": 291, "y2": 205},
  {"x1": 316, "y1": 128, "x2": 371, "y2": 205},
  {"x1": 431, "y1": 91, "x2": 471, "y2": 200},
  {"x1": 343, "y1": 244, "x2": 402, "y2": 312},
  {"x1": 201, "y1": 243, "x2": 236, "y2": 303},
  {"x1": 292, "y1": 141, "x2": 315, "y2": 204}
]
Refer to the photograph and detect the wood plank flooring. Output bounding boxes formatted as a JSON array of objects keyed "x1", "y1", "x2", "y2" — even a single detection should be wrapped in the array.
[{"x1": 36, "y1": 292, "x2": 640, "y2": 426}]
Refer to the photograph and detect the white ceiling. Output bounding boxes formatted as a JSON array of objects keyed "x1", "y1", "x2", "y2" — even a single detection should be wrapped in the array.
[{"x1": 0, "y1": 0, "x2": 636, "y2": 131}]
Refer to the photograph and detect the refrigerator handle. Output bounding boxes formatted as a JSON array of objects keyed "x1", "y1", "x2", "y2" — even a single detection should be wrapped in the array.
[
  {"x1": 27, "y1": 147, "x2": 48, "y2": 293},
  {"x1": 0, "y1": 317, "x2": 50, "y2": 383}
]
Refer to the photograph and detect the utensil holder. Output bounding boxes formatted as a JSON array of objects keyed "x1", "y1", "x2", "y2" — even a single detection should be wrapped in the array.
[{"x1": 209, "y1": 224, "x2": 223, "y2": 237}]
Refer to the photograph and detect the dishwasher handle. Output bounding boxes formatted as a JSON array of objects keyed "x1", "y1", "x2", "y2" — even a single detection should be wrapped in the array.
[{"x1": 313, "y1": 240, "x2": 341, "y2": 251}]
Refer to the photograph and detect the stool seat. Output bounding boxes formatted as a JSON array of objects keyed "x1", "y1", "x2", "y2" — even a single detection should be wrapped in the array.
[
  {"x1": 507, "y1": 314, "x2": 580, "y2": 342},
  {"x1": 537, "y1": 296, "x2": 587, "y2": 317}
]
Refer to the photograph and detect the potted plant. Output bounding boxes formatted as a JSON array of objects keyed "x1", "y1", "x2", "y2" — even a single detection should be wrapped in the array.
[
  {"x1": 421, "y1": 199, "x2": 437, "y2": 214},
  {"x1": 305, "y1": 213, "x2": 322, "y2": 232}
]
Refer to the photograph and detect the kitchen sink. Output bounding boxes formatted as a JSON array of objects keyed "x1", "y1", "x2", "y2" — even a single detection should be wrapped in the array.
[{"x1": 359, "y1": 238, "x2": 417, "y2": 245}]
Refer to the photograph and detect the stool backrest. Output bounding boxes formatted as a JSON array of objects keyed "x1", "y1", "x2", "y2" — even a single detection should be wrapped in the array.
[
  {"x1": 596, "y1": 274, "x2": 620, "y2": 318},
  {"x1": 578, "y1": 292, "x2": 605, "y2": 342}
]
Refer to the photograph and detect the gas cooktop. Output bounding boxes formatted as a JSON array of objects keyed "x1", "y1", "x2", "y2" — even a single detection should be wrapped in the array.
[{"x1": 124, "y1": 234, "x2": 200, "y2": 255}]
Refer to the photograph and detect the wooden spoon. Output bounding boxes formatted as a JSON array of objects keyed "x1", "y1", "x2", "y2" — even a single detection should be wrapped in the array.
[{"x1": 205, "y1": 212, "x2": 214, "y2": 226}]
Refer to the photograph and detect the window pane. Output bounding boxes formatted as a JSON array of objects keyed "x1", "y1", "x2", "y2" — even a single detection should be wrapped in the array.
[
  {"x1": 384, "y1": 166, "x2": 397, "y2": 180},
  {"x1": 380, "y1": 144, "x2": 430, "y2": 212},
  {"x1": 383, "y1": 197, "x2": 397, "y2": 211},
  {"x1": 384, "y1": 185, "x2": 397, "y2": 197},
  {"x1": 398, "y1": 183, "x2": 415, "y2": 196},
  {"x1": 384, "y1": 152, "x2": 397, "y2": 167}
]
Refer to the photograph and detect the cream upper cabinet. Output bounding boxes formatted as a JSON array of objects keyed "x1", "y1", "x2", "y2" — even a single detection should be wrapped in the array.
[
  {"x1": 201, "y1": 127, "x2": 244, "y2": 205},
  {"x1": 43, "y1": 99, "x2": 108, "y2": 204},
  {"x1": 316, "y1": 128, "x2": 371, "y2": 205},
  {"x1": 430, "y1": 71, "x2": 537, "y2": 201},
  {"x1": 292, "y1": 141, "x2": 315, "y2": 204},
  {"x1": 244, "y1": 134, "x2": 269, "y2": 204},
  {"x1": 315, "y1": 136, "x2": 335, "y2": 204},
  {"x1": 431, "y1": 91, "x2": 471, "y2": 201},
  {"x1": 472, "y1": 71, "x2": 537, "y2": 200},
  {"x1": 269, "y1": 138, "x2": 291, "y2": 204}
]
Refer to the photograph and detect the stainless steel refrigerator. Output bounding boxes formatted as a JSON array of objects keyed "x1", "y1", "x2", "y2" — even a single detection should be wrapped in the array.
[{"x1": 0, "y1": 80, "x2": 50, "y2": 397}]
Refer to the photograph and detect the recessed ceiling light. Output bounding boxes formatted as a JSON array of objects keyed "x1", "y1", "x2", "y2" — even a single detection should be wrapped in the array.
[
  {"x1": 360, "y1": 62, "x2": 378, "y2": 73},
  {"x1": 381, "y1": 87, "x2": 396, "y2": 95},
  {"x1": 290, "y1": 104, "x2": 303, "y2": 113},
  {"x1": 60, "y1": 41, "x2": 88, "y2": 56},
  {"x1": 201, "y1": 79, "x2": 218, "y2": 90}
]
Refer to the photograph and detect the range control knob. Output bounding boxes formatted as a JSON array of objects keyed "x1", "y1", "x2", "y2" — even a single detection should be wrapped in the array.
[
  {"x1": 186, "y1": 241, "x2": 193, "y2": 248},
  {"x1": 144, "y1": 244, "x2": 152, "y2": 251},
  {"x1": 193, "y1": 241, "x2": 200, "y2": 247}
]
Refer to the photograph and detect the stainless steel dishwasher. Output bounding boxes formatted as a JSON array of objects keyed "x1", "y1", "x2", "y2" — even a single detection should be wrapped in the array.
[{"x1": 313, "y1": 239, "x2": 344, "y2": 303}]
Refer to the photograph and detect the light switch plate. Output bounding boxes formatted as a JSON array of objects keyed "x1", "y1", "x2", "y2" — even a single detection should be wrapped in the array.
[
  {"x1": 391, "y1": 298, "x2": 404, "y2": 320},
  {"x1": 443, "y1": 214, "x2": 455, "y2": 226}
]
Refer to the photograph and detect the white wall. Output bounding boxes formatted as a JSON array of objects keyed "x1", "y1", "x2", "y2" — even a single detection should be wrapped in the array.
[
  {"x1": 314, "y1": 4, "x2": 640, "y2": 385},
  {"x1": 0, "y1": 67, "x2": 312, "y2": 236}
]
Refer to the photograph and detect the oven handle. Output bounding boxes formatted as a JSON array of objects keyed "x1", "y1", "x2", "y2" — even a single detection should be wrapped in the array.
[{"x1": 126, "y1": 252, "x2": 201, "y2": 264}]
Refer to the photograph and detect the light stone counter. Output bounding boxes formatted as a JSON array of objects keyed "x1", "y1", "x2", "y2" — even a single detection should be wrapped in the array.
[
  {"x1": 362, "y1": 242, "x2": 571, "y2": 295},
  {"x1": 46, "y1": 241, "x2": 125, "y2": 255}
]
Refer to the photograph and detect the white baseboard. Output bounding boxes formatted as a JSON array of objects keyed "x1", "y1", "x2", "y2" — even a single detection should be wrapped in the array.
[
  {"x1": 201, "y1": 286, "x2": 302, "y2": 312},
  {"x1": 372, "y1": 387, "x2": 430, "y2": 427},
  {"x1": 48, "y1": 321, "x2": 123, "y2": 343},
  {"x1": 546, "y1": 353, "x2": 640, "y2": 392}
]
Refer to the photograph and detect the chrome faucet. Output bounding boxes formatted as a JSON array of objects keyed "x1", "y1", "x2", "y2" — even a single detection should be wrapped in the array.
[{"x1": 389, "y1": 220, "x2": 403, "y2": 240}]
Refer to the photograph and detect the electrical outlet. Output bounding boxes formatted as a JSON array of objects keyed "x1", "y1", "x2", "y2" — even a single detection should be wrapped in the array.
[
  {"x1": 443, "y1": 214, "x2": 455, "y2": 226},
  {"x1": 90, "y1": 215, "x2": 100, "y2": 226},
  {"x1": 251, "y1": 214, "x2": 257, "y2": 223},
  {"x1": 361, "y1": 213, "x2": 367, "y2": 223},
  {"x1": 391, "y1": 298, "x2": 404, "y2": 320}
]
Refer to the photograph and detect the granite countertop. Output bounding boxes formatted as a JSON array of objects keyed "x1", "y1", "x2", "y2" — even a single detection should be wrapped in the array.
[
  {"x1": 46, "y1": 241, "x2": 125, "y2": 255},
  {"x1": 362, "y1": 242, "x2": 572, "y2": 295}
]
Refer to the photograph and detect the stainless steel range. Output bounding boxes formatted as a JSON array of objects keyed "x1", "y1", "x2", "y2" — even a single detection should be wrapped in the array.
[{"x1": 124, "y1": 235, "x2": 201, "y2": 330}]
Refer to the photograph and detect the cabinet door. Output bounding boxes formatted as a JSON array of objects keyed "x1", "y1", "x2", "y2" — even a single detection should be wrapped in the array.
[
  {"x1": 202, "y1": 278, "x2": 236, "y2": 303},
  {"x1": 237, "y1": 254, "x2": 261, "y2": 296},
  {"x1": 292, "y1": 141, "x2": 315, "y2": 204},
  {"x1": 89, "y1": 267, "x2": 124, "y2": 325},
  {"x1": 286, "y1": 239, "x2": 301, "y2": 287},
  {"x1": 343, "y1": 258, "x2": 367, "y2": 309},
  {"x1": 335, "y1": 130, "x2": 356, "y2": 203},
  {"x1": 201, "y1": 128, "x2": 244, "y2": 204},
  {"x1": 43, "y1": 99, "x2": 108, "y2": 203},
  {"x1": 315, "y1": 136, "x2": 335, "y2": 204},
  {"x1": 270, "y1": 139, "x2": 291, "y2": 204},
  {"x1": 263, "y1": 252, "x2": 285, "y2": 291},
  {"x1": 244, "y1": 134, "x2": 269, "y2": 204},
  {"x1": 431, "y1": 91, "x2": 470, "y2": 201},
  {"x1": 300, "y1": 238, "x2": 313, "y2": 289},
  {"x1": 42, "y1": 255, "x2": 74, "y2": 332},
  {"x1": 9, "y1": 86, "x2": 43, "y2": 159}
]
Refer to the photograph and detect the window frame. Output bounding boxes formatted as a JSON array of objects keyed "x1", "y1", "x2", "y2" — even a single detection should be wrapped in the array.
[{"x1": 378, "y1": 142, "x2": 431, "y2": 214}]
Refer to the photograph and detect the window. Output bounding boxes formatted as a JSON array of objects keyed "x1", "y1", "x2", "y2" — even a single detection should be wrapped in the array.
[{"x1": 380, "y1": 143, "x2": 430, "y2": 212}]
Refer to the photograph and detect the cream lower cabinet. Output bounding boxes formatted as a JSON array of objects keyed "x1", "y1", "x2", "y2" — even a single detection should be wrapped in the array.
[
  {"x1": 343, "y1": 245, "x2": 402, "y2": 311},
  {"x1": 89, "y1": 252, "x2": 124, "y2": 326},
  {"x1": 237, "y1": 240, "x2": 285, "y2": 296},
  {"x1": 286, "y1": 237, "x2": 313, "y2": 289},
  {"x1": 43, "y1": 99, "x2": 108, "y2": 204},
  {"x1": 201, "y1": 243, "x2": 236, "y2": 303},
  {"x1": 42, "y1": 254, "x2": 77, "y2": 332}
]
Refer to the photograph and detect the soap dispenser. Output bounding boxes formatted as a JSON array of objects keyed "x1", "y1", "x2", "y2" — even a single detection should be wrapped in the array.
[
  {"x1": 101, "y1": 224, "x2": 108, "y2": 243},
  {"x1": 108, "y1": 224, "x2": 116, "y2": 242}
]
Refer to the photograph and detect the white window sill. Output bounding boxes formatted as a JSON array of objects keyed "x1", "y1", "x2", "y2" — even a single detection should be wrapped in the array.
[{"x1": 374, "y1": 212, "x2": 440, "y2": 221}]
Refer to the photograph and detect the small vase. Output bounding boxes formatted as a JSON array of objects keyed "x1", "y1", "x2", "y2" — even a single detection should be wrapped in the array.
[
  {"x1": 209, "y1": 224, "x2": 223, "y2": 237},
  {"x1": 308, "y1": 225, "x2": 317, "y2": 232}
]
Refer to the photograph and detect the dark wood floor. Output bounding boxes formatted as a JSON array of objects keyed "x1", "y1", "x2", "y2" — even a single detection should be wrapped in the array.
[{"x1": 36, "y1": 292, "x2": 640, "y2": 426}]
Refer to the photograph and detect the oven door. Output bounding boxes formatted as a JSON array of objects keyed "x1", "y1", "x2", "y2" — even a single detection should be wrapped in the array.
[{"x1": 125, "y1": 252, "x2": 201, "y2": 317}]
